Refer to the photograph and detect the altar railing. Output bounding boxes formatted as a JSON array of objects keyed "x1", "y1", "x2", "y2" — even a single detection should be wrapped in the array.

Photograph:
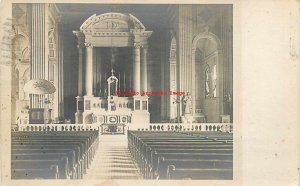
[
  {"x1": 129, "y1": 123, "x2": 233, "y2": 133},
  {"x1": 17, "y1": 122, "x2": 232, "y2": 133},
  {"x1": 18, "y1": 123, "x2": 100, "y2": 132}
]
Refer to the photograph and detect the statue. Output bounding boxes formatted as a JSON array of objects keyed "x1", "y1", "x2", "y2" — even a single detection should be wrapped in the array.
[
  {"x1": 183, "y1": 92, "x2": 192, "y2": 115},
  {"x1": 225, "y1": 92, "x2": 232, "y2": 117}
]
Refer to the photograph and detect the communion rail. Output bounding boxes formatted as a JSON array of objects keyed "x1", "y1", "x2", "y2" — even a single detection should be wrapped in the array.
[{"x1": 17, "y1": 123, "x2": 232, "y2": 133}]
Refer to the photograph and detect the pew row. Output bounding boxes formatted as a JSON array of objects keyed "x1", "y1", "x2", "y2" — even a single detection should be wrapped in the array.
[
  {"x1": 11, "y1": 131, "x2": 99, "y2": 179},
  {"x1": 127, "y1": 131, "x2": 233, "y2": 180}
]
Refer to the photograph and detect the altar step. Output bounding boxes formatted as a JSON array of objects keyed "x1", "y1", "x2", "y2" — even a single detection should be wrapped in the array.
[{"x1": 84, "y1": 135, "x2": 142, "y2": 179}]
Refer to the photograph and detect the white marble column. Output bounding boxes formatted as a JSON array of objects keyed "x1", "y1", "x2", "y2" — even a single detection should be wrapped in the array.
[
  {"x1": 141, "y1": 45, "x2": 148, "y2": 92},
  {"x1": 133, "y1": 43, "x2": 141, "y2": 93},
  {"x1": 78, "y1": 44, "x2": 84, "y2": 96},
  {"x1": 85, "y1": 43, "x2": 93, "y2": 96}
]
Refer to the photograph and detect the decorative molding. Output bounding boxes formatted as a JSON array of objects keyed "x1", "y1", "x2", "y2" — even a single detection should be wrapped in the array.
[
  {"x1": 80, "y1": 13, "x2": 146, "y2": 31},
  {"x1": 92, "y1": 32, "x2": 131, "y2": 36}
]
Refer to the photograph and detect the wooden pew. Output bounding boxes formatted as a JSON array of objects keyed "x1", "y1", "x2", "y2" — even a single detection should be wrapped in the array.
[
  {"x1": 12, "y1": 165, "x2": 59, "y2": 179},
  {"x1": 143, "y1": 146, "x2": 233, "y2": 177},
  {"x1": 11, "y1": 131, "x2": 99, "y2": 179},
  {"x1": 12, "y1": 144, "x2": 82, "y2": 177},
  {"x1": 127, "y1": 131, "x2": 233, "y2": 180},
  {"x1": 12, "y1": 158, "x2": 68, "y2": 179},
  {"x1": 12, "y1": 132, "x2": 99, "y2": 168},
  {"x1": 157, "y1": 157, "x2": 233, "y2": 179},
  {"x1": 140, "y1": 142, "x2": 232, "y2": 173},
  {"x1": 12, "y1": 139, "x2": 88, "y2": 173},
  {"x1": 167, "y1": 166, "x2": 233, "y2": 180},
  {"x1": 149, "y1": 152, "x2": 232, "y2": 179}
]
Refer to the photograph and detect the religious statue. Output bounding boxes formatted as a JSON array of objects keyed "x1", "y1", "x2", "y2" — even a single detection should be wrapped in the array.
[
  {"x1": 183, "y1": 92, "x2": 192, "y2": 115},
  {"x1": 225, "y1": 92, "x2": 232, "y2": 116}
]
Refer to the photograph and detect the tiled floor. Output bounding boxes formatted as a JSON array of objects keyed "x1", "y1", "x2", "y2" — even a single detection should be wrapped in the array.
[{"x1": 84, "y1": 134, "x2": 142, "y2": 179}]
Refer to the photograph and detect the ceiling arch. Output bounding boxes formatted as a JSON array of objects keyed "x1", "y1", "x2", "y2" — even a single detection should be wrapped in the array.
[{"x1": 80, "y1": 12, "x2": 146, "y2": 32}]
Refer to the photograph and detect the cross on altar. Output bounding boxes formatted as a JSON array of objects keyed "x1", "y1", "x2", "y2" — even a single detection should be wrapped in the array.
[{"x1": 111, "y1": 69, "x2": 114, "y2": 76}]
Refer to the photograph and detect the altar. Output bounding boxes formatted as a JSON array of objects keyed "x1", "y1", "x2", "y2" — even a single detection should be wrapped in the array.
[
  {"x1": 76, "y1": 69, "x2": 150, "y2": 130},
  {"x1": 73, "y1": 13, "x2": 152, "y2": 131}
]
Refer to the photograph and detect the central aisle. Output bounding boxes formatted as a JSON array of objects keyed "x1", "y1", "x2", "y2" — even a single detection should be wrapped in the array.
[{"x1": 84, "y1": 134, "x2": 142, "y2": 179}]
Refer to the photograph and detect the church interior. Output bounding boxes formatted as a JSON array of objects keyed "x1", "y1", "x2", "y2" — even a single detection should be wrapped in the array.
[{"x1": 10, "y1": 3, "x2": 233, "y2": 180}]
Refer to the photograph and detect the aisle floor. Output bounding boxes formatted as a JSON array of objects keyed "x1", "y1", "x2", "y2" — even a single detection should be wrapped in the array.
[{"x1": 84, "y1": 134, "x2": 142, "y2": 179}]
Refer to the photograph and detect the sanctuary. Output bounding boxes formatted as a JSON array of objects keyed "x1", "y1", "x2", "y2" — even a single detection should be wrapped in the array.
[{"x1": 11, "y1": 4, "x2": 233, "y2": 133}]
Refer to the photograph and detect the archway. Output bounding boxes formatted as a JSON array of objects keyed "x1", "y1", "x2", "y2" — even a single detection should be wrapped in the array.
[
  {"x1": 191, "y1": 32, "x2": 223, "y2": 122},
  {"x1": 73, "y1": 12, "x2": 153, "y2": 124}
]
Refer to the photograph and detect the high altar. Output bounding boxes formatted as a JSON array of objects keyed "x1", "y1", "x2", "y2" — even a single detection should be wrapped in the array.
[{"x1": 73, "y1": 13, "x2": 152, "y2": 130}]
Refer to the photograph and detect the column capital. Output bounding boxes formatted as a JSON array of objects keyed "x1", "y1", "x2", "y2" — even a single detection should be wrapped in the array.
[
  {"x1": 77, "y1": 44, "x2": 84, "y2": 49},
  {"x1": 133, "y1": 42, "x2": 142, "y2": 49},
  {"x1": 72, "y1": 30, "x2": 84, "y2": 38},
  {"x1": 85, "y1": 42, "x2": 93, "y2": 48},
  {"x1": 73, "y1": 31, "x2": 85, "y2": 48}
]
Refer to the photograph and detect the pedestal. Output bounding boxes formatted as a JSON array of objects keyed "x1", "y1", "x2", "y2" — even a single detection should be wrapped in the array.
[
  {"x1": 75, "y1": 96, "x2": 84, "y2": 124},
  {"x1": 75, "y1": 110, "x2": 83, "y2": 124},
  {"x1": 131, "y1": 95, "x2": 150, "y2": 124},
  {"x1": 82, "y1": 95, "x2": 94, "y2": 124}
]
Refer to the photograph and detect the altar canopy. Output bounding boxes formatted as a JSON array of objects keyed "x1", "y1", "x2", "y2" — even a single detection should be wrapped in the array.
[{"x1": 73, "y1": 13, "x2": 152, "y2": 126}]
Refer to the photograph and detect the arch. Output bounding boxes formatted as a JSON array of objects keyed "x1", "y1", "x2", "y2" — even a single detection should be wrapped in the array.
[
  {"x1": 191, "y1": 32, "x2": 223, "y2": 122},
  {"x1": 192, "y1": 32, "x2": 222, "y2": 52},
  {"x1": 80, "y1": 13, "x2": 145, "y2": 31},
  {"x1": 76, "y1": 12, "x2": 152, "y2": 48},
  {"x1": 12, "y1": 34, "x2": 29, "y2": 61},
  {"x1": 12, "y1": 28, "x2": 30, "y2": 45}
]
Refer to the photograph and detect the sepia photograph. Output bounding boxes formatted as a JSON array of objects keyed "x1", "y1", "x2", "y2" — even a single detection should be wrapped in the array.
[
  {"x1": 1, "y1": 0, "x2": 299, "y2": 186},
  {"x1": 8, "y1": 3, "x2": 233, "y2": 180}
]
